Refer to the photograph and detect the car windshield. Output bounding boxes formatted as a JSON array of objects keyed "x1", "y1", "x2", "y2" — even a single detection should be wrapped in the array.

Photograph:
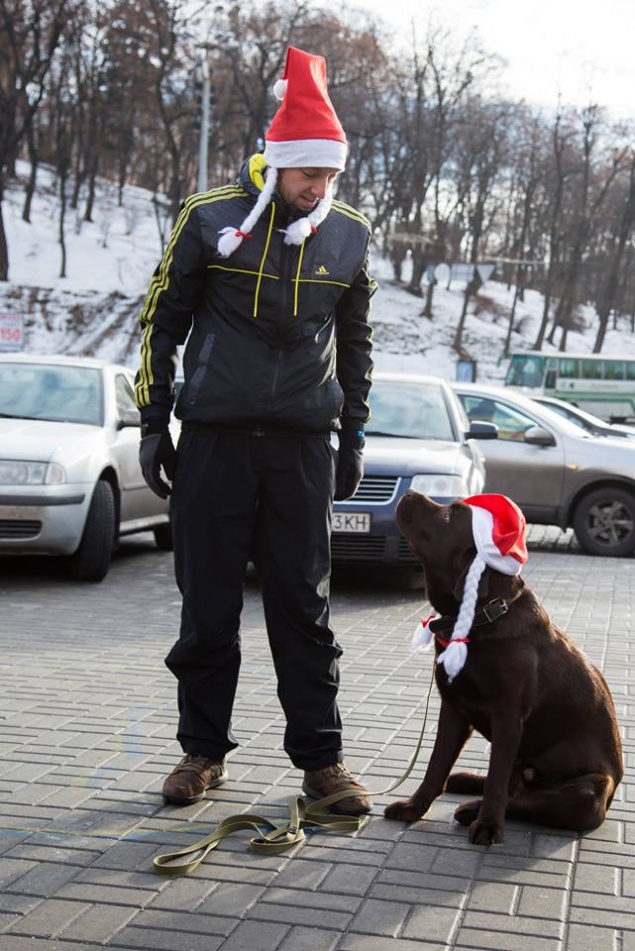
[
  {"x1": 0, "y1": 363, "x2": 103, "y2": 425},
  {"x1": 366, "y1": 380, "x2": 455, "y2": 440}
]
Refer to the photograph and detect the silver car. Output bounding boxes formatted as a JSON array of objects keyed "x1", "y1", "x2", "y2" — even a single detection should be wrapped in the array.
[
  {"x1": 454, "y1": 381, "x2": 635, "y2": 556},
  {"x1": 533, "y1": 396, "x2": 635, "y2": 440},
  {"x1": 0, "y1": 354, "x2": 172, "y2": 581}
]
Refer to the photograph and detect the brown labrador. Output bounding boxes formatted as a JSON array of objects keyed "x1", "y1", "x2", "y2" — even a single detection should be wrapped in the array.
[{"x1": 384, "y1": 490, "x2": 623, "y2": 845}]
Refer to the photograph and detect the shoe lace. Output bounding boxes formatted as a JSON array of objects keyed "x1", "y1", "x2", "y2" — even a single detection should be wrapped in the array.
[{"x1": 177, "y1": 755, "x2": 219, "y2": 777}]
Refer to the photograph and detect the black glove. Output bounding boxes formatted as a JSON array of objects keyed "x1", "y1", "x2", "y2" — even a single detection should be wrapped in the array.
[
  {"x1": 334, "y1": 428, "x2": 365, "y2": 501},
  {"x1": 139, "y1": 419, "x2": 176, "y2": 499}
]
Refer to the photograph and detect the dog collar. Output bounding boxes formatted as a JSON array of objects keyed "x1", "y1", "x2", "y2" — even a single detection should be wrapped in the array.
[{"x1": 428, "y1": 597, "x2": 509, "y2": 636}]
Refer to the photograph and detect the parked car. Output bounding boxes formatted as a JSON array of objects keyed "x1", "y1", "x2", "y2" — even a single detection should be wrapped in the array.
[
  {"x1": 533, "y1": 396, "x2": 635, "y2": 440},
  {"x1": 453, "y1": 381, "x2": 635, "y2": 556},
  {"x1": 331, "y1": 372, "x2": 496, "y2": 567},
  {"x1": 0, "y1": 354, "x2": 172, "y2": 581}
]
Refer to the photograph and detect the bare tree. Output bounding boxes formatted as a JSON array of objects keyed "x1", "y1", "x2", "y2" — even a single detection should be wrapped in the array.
[
  {"x1": 452, "y1": 98, "x2": 511, "y2": 352},
  {"x1": 0, "y1": 0, "x2": 71, "y2": 279},
  {"x1": 593, "y1": 151, "x2": 635, "y2": 351}
]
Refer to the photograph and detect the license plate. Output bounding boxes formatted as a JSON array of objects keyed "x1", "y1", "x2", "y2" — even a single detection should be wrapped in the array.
[{"x1": 332, "y1": 512, "x2": 371, "y2": 533}]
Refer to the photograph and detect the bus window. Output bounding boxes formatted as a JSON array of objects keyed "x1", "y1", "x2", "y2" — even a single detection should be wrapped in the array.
[
  {"x1": 505, "y1": 354, "x2": 545, "y2": 388},
  {"x1": 581, "y1": 359, "x2": 602, "y2": 380},
  {"x1": 557, "y1": 358, "x2": 578, "y2": 379},
  {"x1": 605, "y1": 361, "x2": 626, "y2": 380},
  {"x1": 626, "y1": 362, "x2": 635, "y2": 381}
]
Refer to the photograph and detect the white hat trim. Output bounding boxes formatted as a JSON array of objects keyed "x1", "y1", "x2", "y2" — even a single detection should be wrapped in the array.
[
  {"x1": 470, "y1": 506, "x2": 523, "y2": 576},
  {"x1": 264, "y1": 138, "x2": 347, "y2": 171}
]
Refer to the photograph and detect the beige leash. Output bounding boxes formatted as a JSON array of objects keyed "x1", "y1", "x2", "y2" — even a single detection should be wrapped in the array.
[{"x1": 154, "y1": 663, "x2": 437, "y2": 876}]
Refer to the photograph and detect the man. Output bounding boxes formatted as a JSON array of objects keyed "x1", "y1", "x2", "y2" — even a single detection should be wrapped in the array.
[{"x1": 134, "y1": 47, "x2": 375, "y2": 816}]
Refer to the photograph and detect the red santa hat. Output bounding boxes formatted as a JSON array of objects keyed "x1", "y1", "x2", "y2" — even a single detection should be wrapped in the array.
[
  {"x1": 413, "y1": 494, "x2": 527, "y2": 682},
  {"x1": 264, "y1": 46, "x2": 348, "y2": 170},
  {"x1": 463, "y1": 494, "x2": 528, "y2": 574},
  {"x1": 217, "y1": 47, "x2": 347, "y2": 258}
]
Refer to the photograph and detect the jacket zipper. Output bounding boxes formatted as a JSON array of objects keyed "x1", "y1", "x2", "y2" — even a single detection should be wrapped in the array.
[{"x1": 268, "y1": 231, "x2": 296, "y2": 404}]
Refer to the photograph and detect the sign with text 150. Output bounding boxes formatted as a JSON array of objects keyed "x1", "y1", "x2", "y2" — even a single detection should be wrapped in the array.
[{"x1": 0, "y1": 314, "x2": 25, "y2": 351}]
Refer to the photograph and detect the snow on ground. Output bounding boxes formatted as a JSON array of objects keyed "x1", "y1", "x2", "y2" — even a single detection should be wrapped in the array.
[{"x1": 1, "y1": 162, "x2": 632, "y2": 379}]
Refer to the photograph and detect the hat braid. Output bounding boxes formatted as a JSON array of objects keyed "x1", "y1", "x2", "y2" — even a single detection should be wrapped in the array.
[
  {"x1": 438, "y1": 553, "x2": 486, "y2": 682},
  {"x1": 217, "y1": 166, "x2": 279, "y2": 258}
]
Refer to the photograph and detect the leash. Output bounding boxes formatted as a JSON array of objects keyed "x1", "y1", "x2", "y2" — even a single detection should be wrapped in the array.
[{"x1": 153, "y1": 662, "x2": 438, "y2": 876}]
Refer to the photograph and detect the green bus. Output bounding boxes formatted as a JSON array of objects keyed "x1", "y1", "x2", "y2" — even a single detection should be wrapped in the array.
[{"x1": 504, "y1": 352, "x2": 635, "y2": 422}]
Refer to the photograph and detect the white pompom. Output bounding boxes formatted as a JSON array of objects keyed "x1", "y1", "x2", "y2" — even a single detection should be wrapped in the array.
[
  {"x1": 217, "y1": 227, "x2": 244, "y2": 258},
  {"x1": 283, "y1": 218, "x2": 312, "y2": 245},
  {"x1": 273, "y1": 78, "x2": 288, "y2": 100},
  {"x1": 411, "y1": 616, "x2": 435, "y2": 650}
]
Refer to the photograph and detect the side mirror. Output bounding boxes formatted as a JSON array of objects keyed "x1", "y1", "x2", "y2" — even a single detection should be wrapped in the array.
[
  {"x1": 466, "y1": 421, "x2": 498, "y2": 440},
  {"x1": 524, "y1": 425, "x2": 555, "y2": 447},
  {"x1": 118, "y1": 408, "x2": 141, "y2": 429}
]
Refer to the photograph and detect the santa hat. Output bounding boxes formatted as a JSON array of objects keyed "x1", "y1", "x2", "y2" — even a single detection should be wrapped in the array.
[
  {"x1": 218, "y1": 47, "x2": 347, "y2": 258},
  {"x1": 412, "y1": 494, "x2": 527, "y2": 682}
]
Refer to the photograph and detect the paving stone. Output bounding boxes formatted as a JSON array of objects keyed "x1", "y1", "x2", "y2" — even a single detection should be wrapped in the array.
[
  {"x1": 58, "y1": 902, "x2": 140, "y2": 942},
  {"x1": 7, "y1": 898, "x2": 90, "y2": 937},
  {"x1": 5, "y1": 860, "x2": 82, "y2": 897},
  {"x1": 209, "y1": 919, "x2": 289, "y2": 950},
  {"x1": 349, "y1": 897, "x2": 409, "y2": 937}
]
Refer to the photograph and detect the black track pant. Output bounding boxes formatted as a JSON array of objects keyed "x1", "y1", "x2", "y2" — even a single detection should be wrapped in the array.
[{"x1": 166, "y1": 429, "x2": 344, "y2": 771}]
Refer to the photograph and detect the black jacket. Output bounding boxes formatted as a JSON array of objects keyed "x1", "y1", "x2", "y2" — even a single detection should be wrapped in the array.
[{"x1": 134, "y1": 154, "x2": 376, "y2": 434}]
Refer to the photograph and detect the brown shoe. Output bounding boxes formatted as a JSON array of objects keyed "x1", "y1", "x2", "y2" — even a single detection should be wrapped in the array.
[
  {"x1": 302, "y1": 762, "x2": 373, "y2": 816},
  {"x1": 162, "y1": 755, "x2": 228, "y2": 805}
]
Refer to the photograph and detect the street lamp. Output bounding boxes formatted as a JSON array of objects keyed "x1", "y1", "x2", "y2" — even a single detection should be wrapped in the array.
[{"x1": 197, "y1": 45, "x2": 211, "y2": 193}]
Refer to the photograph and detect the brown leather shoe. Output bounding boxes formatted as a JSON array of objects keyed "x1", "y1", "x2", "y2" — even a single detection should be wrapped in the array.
[
  {"x1": 302, "y1": 762, "x2": 372, "y2": 816},
  {"x1": 162, "y1": 755, "x2": 228, "y2": 805}
]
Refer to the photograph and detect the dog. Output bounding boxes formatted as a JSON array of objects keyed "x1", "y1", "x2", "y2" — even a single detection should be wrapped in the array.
[{"x1": 384, "y1": 490, "x2": 623, "y2": 845}]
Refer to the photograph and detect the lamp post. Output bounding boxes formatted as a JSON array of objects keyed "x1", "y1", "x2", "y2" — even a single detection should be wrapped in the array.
[{"x1": 197, "y1": 46, "x2": 211, "y2": 193}]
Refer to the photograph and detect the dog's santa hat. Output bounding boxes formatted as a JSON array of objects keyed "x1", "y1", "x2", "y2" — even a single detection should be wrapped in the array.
[
  {"x1": 217, "y1": 46, "x2": 347, "y2": 258},
  {"x1": 413, "y1": 494, "x2": 528, "y2": 681}
]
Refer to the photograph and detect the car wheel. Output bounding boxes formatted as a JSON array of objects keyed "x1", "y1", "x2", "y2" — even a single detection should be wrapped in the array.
[
  {"x1": 68, "y1": 480, "x2": 116, "y2": 581},
  {"x1": 572, "y1": 487, "x2": 635, "y2": 557},
  {"x1": 153, "y1": 521, "x2": 173, "y2": 552}
]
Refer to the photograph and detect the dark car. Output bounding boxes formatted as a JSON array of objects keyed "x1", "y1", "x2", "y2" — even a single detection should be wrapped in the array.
[{"x1": 331, "y1": 372, "x2": 496, "y2": 567}]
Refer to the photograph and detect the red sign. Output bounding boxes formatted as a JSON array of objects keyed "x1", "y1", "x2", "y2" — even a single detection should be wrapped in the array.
[{"x1": 0, "y1": 314, "x2": 25, "y2": 351}]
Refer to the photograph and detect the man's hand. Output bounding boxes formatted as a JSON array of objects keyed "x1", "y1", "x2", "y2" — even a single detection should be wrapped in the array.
[
  {"x1": 334, "y1": 428, "x2": 365, "y2": 501},
  {"x1": 139, "y1": 421, "x2": 176, "y2": 499}
]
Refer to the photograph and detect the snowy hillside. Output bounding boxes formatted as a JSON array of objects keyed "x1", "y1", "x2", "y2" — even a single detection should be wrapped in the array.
[{"x1": 2, "y1": 163, "x2": 631, "y2": 382}]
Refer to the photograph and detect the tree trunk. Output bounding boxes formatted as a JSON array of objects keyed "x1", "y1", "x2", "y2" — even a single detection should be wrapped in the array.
[
  {"x1": 59, "y1": 167, "x2": 68, "y2": 279},
  {"x1": 0, "y1": 204, "x2": 9, "y2": 281},
  {"x1": 22, "y1": 123, "x2": 39, "y2": 223},
  {"x1": 422, "y1": 279, "x2": 435, "y2": 318}
]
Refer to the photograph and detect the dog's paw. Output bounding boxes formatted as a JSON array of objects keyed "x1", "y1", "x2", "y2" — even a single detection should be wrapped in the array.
[
  {"x1": 468, "y1": 819, "x2": 505, "y2": 846},
  {"x1": 453, "y1": 798, "x2": 481, "y2": 826},
  {"x1": 384, "y1": 798, "x2": 427, "y2": 823}
]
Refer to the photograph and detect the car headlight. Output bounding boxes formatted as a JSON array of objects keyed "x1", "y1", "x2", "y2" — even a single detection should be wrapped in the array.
[
  {"x1": 0, "y1": 460, "x2": 67, "y2": 485},
  {"x1": 410, "y1": 474, "x2": 468, "y2": 498}
]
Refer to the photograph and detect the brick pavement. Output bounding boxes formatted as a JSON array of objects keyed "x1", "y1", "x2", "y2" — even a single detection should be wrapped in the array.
[{"x1": 0, "y1": 528, "x2": 633, "y2": 951}]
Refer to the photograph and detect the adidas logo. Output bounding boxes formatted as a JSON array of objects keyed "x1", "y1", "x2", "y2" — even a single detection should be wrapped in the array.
[{"x1": 315, "y1": 265, "x2": 329, "y2": 276}]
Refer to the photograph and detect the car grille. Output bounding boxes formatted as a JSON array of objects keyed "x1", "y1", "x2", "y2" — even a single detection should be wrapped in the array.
[
  {"x1": 0, "y1": 520, "x2": 42, "y2": 539},
  {"x1": 331, "y1": 534, "x2": 418, "y2": 565},
  {"x1": 352, "y1": 476, "x2": 399, "y2": 503}
]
